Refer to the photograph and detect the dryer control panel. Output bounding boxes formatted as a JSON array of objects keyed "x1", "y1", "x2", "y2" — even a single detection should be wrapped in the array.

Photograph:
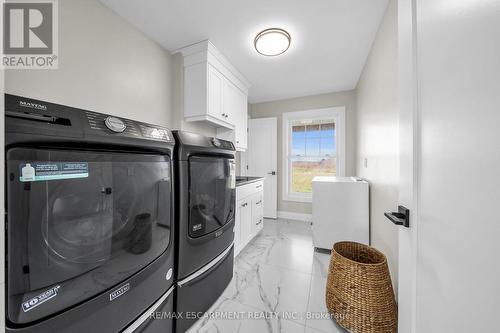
[{"x1": 212, "y1": 137, "x2": 234, "y2": 150}]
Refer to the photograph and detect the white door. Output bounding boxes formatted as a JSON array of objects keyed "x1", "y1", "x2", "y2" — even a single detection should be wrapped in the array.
[
  {"x1": 247, "y1": 118, "x2": 277, "y2": 219},
  {"x1": 398, "y1": 0, "x2": 500, "y2": 332},
  {"x1": 397, "y1": 0, "x2": 418, "y2": 331}
]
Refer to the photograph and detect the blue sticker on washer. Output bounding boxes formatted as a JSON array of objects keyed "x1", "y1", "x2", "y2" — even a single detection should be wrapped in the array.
[{"x1": 19, "y1": 162, "x2": 89, "y2": 182}]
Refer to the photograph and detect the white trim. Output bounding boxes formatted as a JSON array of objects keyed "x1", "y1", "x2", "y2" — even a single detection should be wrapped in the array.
[
  {"x1": 277, "y1": 211, "x2": 312, "y2": 223},
  {"x1": 177, "y1": 243, "x2": 234, "y2": 287},
  {"x1": 122, "y1": 286, "x2": 175, "y2": 333},
  {"x1": 281, "y1": 107, "x2": 346, "y2": 203}
]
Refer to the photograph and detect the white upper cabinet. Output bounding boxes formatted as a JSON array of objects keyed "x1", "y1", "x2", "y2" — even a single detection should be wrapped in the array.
[
  {"x1": 219, "y1": 79, "x2": 248, "y2": 150},
  {"x1": 207, "y1": 64, "x2": 225, "y2": 122},
  {"x1": 222, "y1": 78, "x2": 238, "y2": 125},
  {"x1": 176, "y1": 40, "x2": 250, "y2": 150}
]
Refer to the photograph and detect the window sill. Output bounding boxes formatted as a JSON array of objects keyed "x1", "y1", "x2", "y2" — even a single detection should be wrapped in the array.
[{"x1": 283, "y1": 194, "x2": 312, "y2": 203}]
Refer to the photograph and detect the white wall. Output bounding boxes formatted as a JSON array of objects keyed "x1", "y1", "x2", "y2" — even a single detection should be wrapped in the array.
[
  {"x1": 355, "y1": 0, "x2": 399, "y2": 292},
  {"x1": 5, "y1": 0, "x2": 173, "y2": 127},
  {"x1": 415, "y1": 0, "x2": 500, "y2": 331},
  {"x1": 249, "y1": 91, "x2": 357, "y2": 215}
]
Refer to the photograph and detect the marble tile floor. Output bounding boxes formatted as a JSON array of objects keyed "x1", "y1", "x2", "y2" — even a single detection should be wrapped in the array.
[{"x1": 186, "y1": 218, "x2": 348, "y2": 333}]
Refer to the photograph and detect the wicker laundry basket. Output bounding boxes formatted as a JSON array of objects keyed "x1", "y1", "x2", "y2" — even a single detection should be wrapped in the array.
[{"x1": 326, "y1": 241, "x2": 397, "y2": 333}]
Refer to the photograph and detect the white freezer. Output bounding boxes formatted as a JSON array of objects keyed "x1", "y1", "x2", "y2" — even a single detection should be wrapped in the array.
[{"x1": 311, "y1": 176, "x2": 369, "y2": 250}]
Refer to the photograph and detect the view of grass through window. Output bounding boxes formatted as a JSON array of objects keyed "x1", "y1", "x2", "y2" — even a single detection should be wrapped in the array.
[{"x1": 291, "y1": 120, "x2": 336, "y2": 193}]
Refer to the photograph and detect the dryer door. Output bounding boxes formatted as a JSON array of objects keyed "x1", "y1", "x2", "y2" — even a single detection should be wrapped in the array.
[{"x1": 6, "y1": 148, "x2": 172, "y2": 324}]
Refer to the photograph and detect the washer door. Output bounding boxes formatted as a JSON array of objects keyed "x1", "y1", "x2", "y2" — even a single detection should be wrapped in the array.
[
  {"x1": 188, "y1": 156, "x2": 235, "y2": 238},
  {"x1": 6, "y1": 148, "x2": 172, "y2": 324}
]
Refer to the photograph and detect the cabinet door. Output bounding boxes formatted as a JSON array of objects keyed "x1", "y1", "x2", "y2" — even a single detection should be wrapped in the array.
[
  {"x1": 241, "y1": 200, "x2": 252, "y2": 247},
  {"x1": 234, "y1": 199, "x2": 243, "y2": 256},
  {"x1": 251, "y1": 193, "x2": 264, "y2": 235},
  {"x1": 219, "y1": 79, "x2": 247, "y2": 150},
  {"x1": 222, "y1": 79, "x2": 238, "y2": 126},
  {"x1": 216, "y1": 78, "x2": 248, "y2": 151},
  {"x1": 234, "y1": 87, "x2": 248, "y2": 150},
  {"x1": 208, "y1": 65, "x2": 225, "y2": 121}
]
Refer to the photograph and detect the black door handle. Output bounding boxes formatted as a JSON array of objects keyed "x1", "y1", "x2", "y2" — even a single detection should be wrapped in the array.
[
  {"x1": 267, "y1": 171, "x2": 276, "y2": 175},
  {"x1": 384, "y1": 205, "x2": 410, "y2": 228}
]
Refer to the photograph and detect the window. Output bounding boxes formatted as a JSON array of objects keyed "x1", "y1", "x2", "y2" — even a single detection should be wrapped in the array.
[{"x1": 283, "y1": 107, "x2": 345, "y2": 202}]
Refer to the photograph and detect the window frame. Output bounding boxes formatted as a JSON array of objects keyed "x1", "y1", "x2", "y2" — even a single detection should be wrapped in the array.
[{"x1": 282, "y1": 107, "x2": 346, "y2": 203}]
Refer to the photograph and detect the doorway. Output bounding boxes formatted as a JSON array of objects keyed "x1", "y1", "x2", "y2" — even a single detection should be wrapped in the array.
[{"x1": 246, "y1": 117, "x2": 278, "y2": 219}]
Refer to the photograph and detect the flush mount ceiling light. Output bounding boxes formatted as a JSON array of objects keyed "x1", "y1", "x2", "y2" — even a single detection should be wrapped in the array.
[{"x1": 254, "y1": 28, "x2": 291, "y2": 56}]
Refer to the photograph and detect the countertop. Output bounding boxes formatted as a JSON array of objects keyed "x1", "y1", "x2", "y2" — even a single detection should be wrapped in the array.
[
  {"x1": 236, "y1": 176, "x2": 264, "y2": 186},
  {"x1": 312, "y1": 176, "x2": 367, "y2": 183}
]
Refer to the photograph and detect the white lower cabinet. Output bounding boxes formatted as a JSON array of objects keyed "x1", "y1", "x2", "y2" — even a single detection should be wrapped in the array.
[
  {"x1": 234, "y1": 180, "x2": 264, "y2": 257},
  {"x1": 251, "y1": 193, "x2": 264, "y2": 236}
]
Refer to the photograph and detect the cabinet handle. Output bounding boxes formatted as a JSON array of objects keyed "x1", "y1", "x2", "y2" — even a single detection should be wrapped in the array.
[
  {"x1": 256, "y1": 219, "x2": 262, "y2": 226},
  {"x1": 256, "y1": 200, "x2": 262, "y2": 205},
  {"x1": 241, "y1": 202, "x2": 248, "y2": 207}
]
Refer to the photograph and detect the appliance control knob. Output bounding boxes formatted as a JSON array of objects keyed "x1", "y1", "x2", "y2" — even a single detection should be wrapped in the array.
[
  {"x1": 212, "y1": 138, "x2": 221, "y2": 147},
  {"x1": 104, "y1": 116, "x2": 126, "y2": 133},
  {"x1": 166, "y1": 268, "x2": 173, "y2": 281}
]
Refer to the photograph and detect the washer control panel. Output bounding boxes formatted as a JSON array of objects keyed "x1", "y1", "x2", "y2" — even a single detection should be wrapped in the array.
[
  {"x1": 104, "y1": 116, "x2": 126, "y2": 133},
  {"x1": 85, "y1": 111, "x2": 172, "y2": 143}
]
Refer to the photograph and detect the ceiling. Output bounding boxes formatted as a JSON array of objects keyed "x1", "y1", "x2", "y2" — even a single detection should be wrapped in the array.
[{"x1": 100, "y1": 0, "x2": 389, "y2": 103}]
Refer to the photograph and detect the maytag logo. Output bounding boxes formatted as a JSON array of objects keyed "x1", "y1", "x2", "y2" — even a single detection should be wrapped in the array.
[
  {"x1": 22, "y1": 285, "x2": 60, "y2": 312},
  {"x1": 109, "y1": 283, "x2": 130, "y2": 301},
  {"x1": 19, "y1": 100, "x2": 47, "y2": 111}
]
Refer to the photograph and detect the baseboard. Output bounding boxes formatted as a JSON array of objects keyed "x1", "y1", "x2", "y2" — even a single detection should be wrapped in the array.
[{"x1": 277, "y1": 211, "x2": 313, "y2": 222}]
